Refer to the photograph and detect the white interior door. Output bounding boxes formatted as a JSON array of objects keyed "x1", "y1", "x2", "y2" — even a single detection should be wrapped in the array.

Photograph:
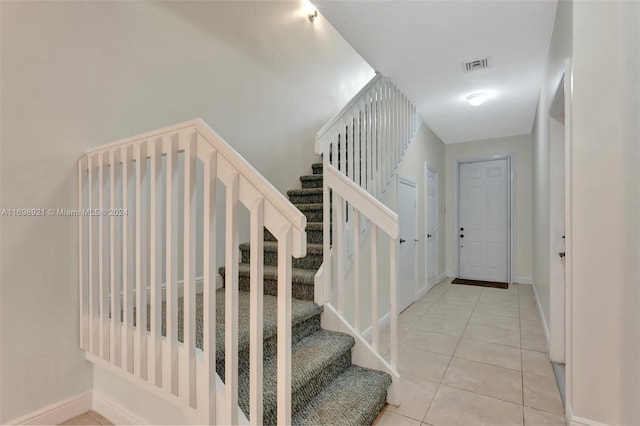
[
  {"x1": 426, "y1": 165, "x2": 439, "y2": 289},
  {"x1": 458, "y1": 159, "x2": 508, "y2": 282},
  {"x1": 398, "y1": 177, "x2": 417, "y2": 312}
]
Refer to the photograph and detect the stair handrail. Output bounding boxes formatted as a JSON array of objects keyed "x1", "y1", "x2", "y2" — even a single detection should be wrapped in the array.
[
  {"x1": 78, "y1": 118, "x2": 306, "y2": 425},
  {"x1": 315, "y1": 71, "x2": 383, "y2": 153}
]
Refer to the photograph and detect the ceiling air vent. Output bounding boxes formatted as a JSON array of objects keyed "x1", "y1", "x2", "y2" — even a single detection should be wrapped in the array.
[{"x1": 464, "y1": 58, "x2": 489, "y2": 72}]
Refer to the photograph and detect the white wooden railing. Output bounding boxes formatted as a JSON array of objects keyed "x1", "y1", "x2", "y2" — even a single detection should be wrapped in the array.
[
  {"x1": 78, "y1": 119, "x2": 306, "y2": 425},
  {"x1": 314, "y1": 72, "x2": 420, "y2": 380}
]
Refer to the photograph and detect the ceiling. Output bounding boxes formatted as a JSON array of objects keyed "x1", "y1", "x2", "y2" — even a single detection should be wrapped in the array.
[{"x1": 314, "y1": 0, "x2": 558, "y2": 144}]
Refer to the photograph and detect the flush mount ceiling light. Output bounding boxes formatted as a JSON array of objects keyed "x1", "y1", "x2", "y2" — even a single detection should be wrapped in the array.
[{"x1": 466, "y1": 93, "x2": 488, "y2": 106}]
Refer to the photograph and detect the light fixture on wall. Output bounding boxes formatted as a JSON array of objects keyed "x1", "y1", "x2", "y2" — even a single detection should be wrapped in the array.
[
  {"x1": 308, "y1": 9, "x2": 318, "y2": 22},
  {"x1": 466, "y1": 93, "x2": 488, "y2": 106}
]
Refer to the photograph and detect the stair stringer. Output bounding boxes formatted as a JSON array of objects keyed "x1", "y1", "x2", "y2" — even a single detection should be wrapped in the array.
[{"x1": 318, "y1": 302, "x2": 401, "y2": 406}]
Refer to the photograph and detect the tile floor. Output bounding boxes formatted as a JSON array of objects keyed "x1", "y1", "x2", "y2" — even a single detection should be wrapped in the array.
[
  {"x1": 60, "y1": 410, "x2": 112, "y2": 425},
  {"x1": 374, "y1": 279, "x2": 565, "y2": 426}
]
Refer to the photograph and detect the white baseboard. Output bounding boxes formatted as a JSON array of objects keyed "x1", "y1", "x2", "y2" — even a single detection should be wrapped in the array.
[
  {"x1": 92, "y1": 391, "x2": 146, "y2": 425},
  {"x1": 531, "y1": 280, "x2": 551, "y2": 350},
  {"x1": 361, "y1": 312, "x2": 391, "y2": 341},
  {"x1": 437, "y1": 272, "x2": 447, "y2": 283},
  {"x1": 7, "y1": 390, "x2": 92, "y2": 425},
  {"x1": 516, "y1": 276, "x2": 533, "y2": 284},
  {"x1": 570, "y1": 415, "x2": 612, "y2": 426}
]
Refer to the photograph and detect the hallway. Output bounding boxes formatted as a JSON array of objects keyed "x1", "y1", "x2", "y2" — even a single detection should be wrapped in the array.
[{"x1": 375, "y1": 280, "x2": 564, "y2": 426}]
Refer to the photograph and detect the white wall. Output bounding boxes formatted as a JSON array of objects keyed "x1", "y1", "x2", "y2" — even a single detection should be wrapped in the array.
[
  {"x1": 444, "y1": 134, "x2": 533, "y2": 283},
  {"x1": 0, "y1": 1, "x2": 372, "y2": 422},
  {"x1": 568, "y1": 1, "x2": 640, "y2": 424},
  {"x1": 396, "y1": 123, "x2": 447, "y2": 293},
  {"x1": 531, "y1": 0, "x2": 571, "y2": 338}
]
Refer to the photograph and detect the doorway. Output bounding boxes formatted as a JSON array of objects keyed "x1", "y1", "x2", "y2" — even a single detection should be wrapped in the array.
[
  {"x1": 456, "y1": 156, "x2": 513, "y2": 283},
  {"x1": 397, "y1": 176, "x2": 417, "y2": 312},
  {"x1": 426, "y1": 164, "x2": 439, "y2": 290}
]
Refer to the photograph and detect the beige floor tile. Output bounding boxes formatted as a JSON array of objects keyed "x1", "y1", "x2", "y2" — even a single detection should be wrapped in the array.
[
  {"x1": 391, "y1": 345, "x2": 452, "y2": 382},
  {"x1": 86, "y1": 411, "x2": 113, "y2": 425},
  {"x1": 400, "y1": 328, "x2": 460, "y2": 356},
  {"x1": 485, "y1": 285, "x2": 519, "y2": 295},
  {"x1": 524, "y1": 407, "x2": 566, "y2": 425},
  {"x1": 424, "y1": 385, "x2": 523, "y2": 426},
  {"x1": 522, "y1": 349, "x2": 554, "y2": 378},
  {"x1": 424, "y1": 306, "x2": 473, "y2": 322},
  {"x1": 374, "y1": 409, "x2": 422, "y2": 425},
  {"x1": 387, "y1": 376, "x2": 439, "y2": 421},
  {"x1": 469, "y1": 311, "x2": 520, "y2": 331},
  {"x1": 412, "y1": 317, "x2": 468, "y2": 337},
  {"x1": 523, "y1": 373, "x2": 565, "y2": 416},
  {"x1": 520, "y1": 319, "x2": 545, "y2": 336},
  {"x1": 474, "y1": 303, "x2": 520, "y2": 319},
  {"x1": 521, "y1": 332, "x2": 547, "y2": 352},
  {"x1": 442, "y1": 357, "x2": 523, "y2": 404},
  {"x1": 60, "y1": 413, "x2": 100, "y2": 425},
  {"x1": 477, "y1": 293, "x2": 519, "y2": 308},
  {"x1": 432, "y1": 298, "x2": 477, "y2": 311},
  {"x1": 463, "y1": 324, "x2": 521, "y2": 348},
  {"x1": 454, "y1": 338, "x2": 522, "y2": 371},
  {"x1": 520, "y1": 308, "x2": 541, "y2": 321}
]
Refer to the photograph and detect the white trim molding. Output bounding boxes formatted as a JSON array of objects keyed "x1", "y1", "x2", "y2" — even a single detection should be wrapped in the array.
[
  {"x1": 570, "y1": 415, "x2": 612, "y2": 426},
  {"x1": 531, "y1": 280, "x2": 551, "y2": 351},
  {"x1": 7, "y1": 390, "x2": 92, "y2": 425}
]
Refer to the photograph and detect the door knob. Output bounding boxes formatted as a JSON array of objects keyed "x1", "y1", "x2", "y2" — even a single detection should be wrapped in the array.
[
  {"x1": 460, "y1": 227, "x2": 464, "y2": 231},
  {"x1": 399, "y1": 238, "x2": 406, "y2": 244},
  {"x1": 460, "y1": 234, "x2": 464, "y2": 238},
  {"x1": 427, "y1": 234, "x2": 432, "y2": 238}
]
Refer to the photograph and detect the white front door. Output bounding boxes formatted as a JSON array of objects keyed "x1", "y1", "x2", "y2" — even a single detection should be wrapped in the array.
[
  {"x1": 398, "y1": 176, "x2": 417, "y2": 312},
  {"x1": 458, "y1": 159, "x2": 508, "y2": 282},
  {"x1": 426, "y1": 165, "x2": 439, "y2": 289}
]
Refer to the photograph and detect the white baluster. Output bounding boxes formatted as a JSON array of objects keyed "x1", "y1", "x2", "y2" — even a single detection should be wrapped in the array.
[
  {"x1": 323, "y1": 156, "x2": 331, "y2": 305},
  {"x1": 390, "y1": 237, "x2": 398, "y2": 370},
  {"x1": 135, "y1": 142, "x2": 148, "y2": 380},
  {"x1": 99, "y1": 151, "x2": 109, "y2": 361},
  {"x1": 121, "y1": 146, "x2": 134, "y2": 373},
  {"x1": 225, "y1": 173, "x2": 239, "y2": 425},
  {"x1": 250, "y1": 198, "x2": 264, "y2": 424},
  {"x1": 149, "y1": 140, "x2": 162, "y2": 386},
  {"x1": 182, "y1": 133, "x2": 197, "y2": 408},
  {"x1": 110, "y1": 149, "x2": 121, "y2": 367},
  {"x1": 336, "y1": 193, "x2": 344, "y2": 314},
  {"x1": 203, "y1": 150, "x2": 217, "y2": 424},
  {"x1": 78, "y1": 158, "x2": 87, "y2": 351},
  {"x1": 277, "y1": 225, "x2": 292, "y2": 426},
  {"x1": 371, "y1": 223, "x2": 379, "y2": 351},
  {"x1": 165, "y1": 136, "x2": 179, "y2": 394},
  {"x1": 353, "y1": 209, "x2": 360, "y2": 332}
]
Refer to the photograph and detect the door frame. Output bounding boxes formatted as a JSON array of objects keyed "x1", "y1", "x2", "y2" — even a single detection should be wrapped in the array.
[
  {"x1": 425, "y1": 163, "x2": 439, "y2": 292},
  {"x1": 397, "y1": 174, "x2": 418, "y2": 308},
  {"x1": 453, "y1": 153, "x2": 515, "y2": 283}
]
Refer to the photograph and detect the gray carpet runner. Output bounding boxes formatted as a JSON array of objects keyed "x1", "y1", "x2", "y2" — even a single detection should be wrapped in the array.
[{"x1": 219, "y1": 162, "x2": 391, "y2": 425}]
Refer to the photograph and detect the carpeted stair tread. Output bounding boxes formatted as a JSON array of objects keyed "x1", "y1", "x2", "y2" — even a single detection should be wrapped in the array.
[
  {"x1": 312, "y1": 163, "x2": 323, "y2": 174},
  {"x1": 288, "y1": 188, "x2": 324, "y2": 204},
  {"x1": 238, "y1": 330, "x2": 355, "y2": 423},
  {"x1": 221, "y1": 263, "x2": 317, "y2": 286},
  {"x1": 239, "y1": 241, "x2": 323, "y2": 255},
  {"x1": 306, "y1": 222, "x2": 324, "y2": 231},
  {"x1": 292, "y1": 365, "x2": 392, "y2": 426},
  {"x1": 300, "y1": 175, "x2": 323, "y2": 189},
  {"x1": 295, "y1": 203, "x2": 323, "y2": 212},
  {"x1": 209, "y1": 289, "x2": 322, "y2": 363},
  {"x1": 288, "y1": 188, "x2": 323, "y2": 197}
]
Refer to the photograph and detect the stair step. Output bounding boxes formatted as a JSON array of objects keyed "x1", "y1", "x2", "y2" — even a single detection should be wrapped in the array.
[
  {"x1": 239, "y1": 241, "x2": 323, "y2": 270},
  {"x1": 312, "y1": 163, "x2": 323, "y2": 175},
  {"x1": 264, "y1": 223, "x2": 324, "y2": 244},
  {"x1": 238, "y1": 330, "x2": 355, "y2": 425},
  {"x1": 288, "y1": 188, "x2": 323, "y2": 205},
  {"x1": 300, "y1": 174, "x2": 323, "y2": 189},
  {"x1": 211, "y1": 290, "x2": 322, "y2": 373},
  {"x1": 296, "y1": 203, "x2": 324, "y2": 223},
  {"x1": 219, "y1": 264, "x2": 317, "y2": 301},
  {"x1": 292, "y1": 365, "x2": 392, "y2": 426}
]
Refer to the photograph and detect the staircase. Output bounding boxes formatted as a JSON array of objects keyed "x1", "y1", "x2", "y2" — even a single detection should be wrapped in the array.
[{"x1": 220, "y1": 162, "x2": 391, "y2": 425}]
